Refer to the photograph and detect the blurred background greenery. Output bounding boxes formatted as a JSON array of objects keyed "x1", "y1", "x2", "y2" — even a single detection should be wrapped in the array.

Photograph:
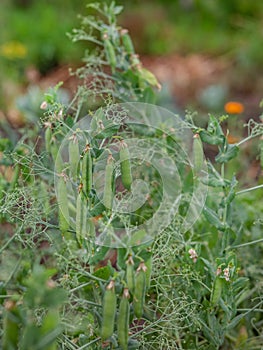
[{"x1": 0, "y1": 0, "x2": 263, "y2": 118}]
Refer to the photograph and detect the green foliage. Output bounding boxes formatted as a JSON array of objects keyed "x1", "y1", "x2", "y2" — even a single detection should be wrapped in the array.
[{"x1": 1, "y1": 2, "x2": 263, "y2": 350}]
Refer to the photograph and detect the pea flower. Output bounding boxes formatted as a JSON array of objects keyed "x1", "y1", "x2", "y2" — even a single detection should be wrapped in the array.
[
  {"x1": 216, "y1": 267, "x2": 222, "y2": 276},
  {"x1": 188, "y1": 248, "x2": 198, "y2": 263},
  {"x1": 223, "y1": 267, "x2": 230, "y2": 281}
]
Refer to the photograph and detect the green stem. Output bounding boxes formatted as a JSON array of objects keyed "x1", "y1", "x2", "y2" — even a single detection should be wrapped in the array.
[
  {"x1": 78, "y1": 338, "x2": 101, "y2": 349},
  {"x1": 236, "y1": 133, "x2": 261, "y2": 147},
  {"x1": 73, "y1": 102, "x2": 83, "y2": 124},
  {"x1": 236, "y1": 184, "x2": 263, "y2": 195},
  {"x1": 0, "y1": 233, "x2": 17, "y2": 254},
  {"x1": 232, "y1": 237, "x2": 263, "y2": 248}
]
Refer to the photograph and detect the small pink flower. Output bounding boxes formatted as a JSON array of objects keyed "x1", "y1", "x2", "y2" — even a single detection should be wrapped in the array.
[
  {"x1": 40, "y1": 101, "x2": 48, "y2": 110},
  {"x1": 188, "y1": 248, "x2": 198, "y2": 263},
  {"x1": 216, "y1": 267, "x2": 222, "y2": 276}
]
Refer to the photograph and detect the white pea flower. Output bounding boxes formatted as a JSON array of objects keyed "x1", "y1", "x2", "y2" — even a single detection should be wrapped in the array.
[{"x1": 223, "y1": 267, "x2": 230, "y2": 281}]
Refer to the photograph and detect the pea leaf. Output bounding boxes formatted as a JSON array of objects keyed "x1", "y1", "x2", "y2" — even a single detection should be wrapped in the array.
[
  {"x1": 140, "y1": 86, "x2": 156, "y2": 104},
  {"x1": 93, "y1": 266, "x2": 112, "y2": 280},
  {"x1": 89, "y1": 245, "x2": 110, "y2": 265},
  {"x1": 227, "y1": 313, "x2": 246, "y2": 330},
  {"x1": 215, "y1": 144, "x2": 239, "y2": 163},
  {"x1": 199, "y1": 115, "x2": 225, "y2": 145},
  {"x1": 203, "y1": 206, "x2": 225, "y2": 230},
  {"x1": 199, "y1": 130, "x2": 225, "y2": 145},
  {"x1": 117, "y1": 248, "x2": 127, "y2": 270}
]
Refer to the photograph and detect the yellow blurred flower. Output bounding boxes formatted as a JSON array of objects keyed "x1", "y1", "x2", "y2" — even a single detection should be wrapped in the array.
[
  {"x1": 0, "y1": 41, "x2": 27, "y2": 59},
  {"x1": 224, "y1": 101, "x2": 244, "y2": 114}
]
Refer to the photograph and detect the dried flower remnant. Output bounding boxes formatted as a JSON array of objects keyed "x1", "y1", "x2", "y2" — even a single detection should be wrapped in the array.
[
  {"x1": 224, "y1": 101, "x2": 244, "y2": 114},
  {"x1": 188, "y1": 248, "x2": 198, "y2": 263}
]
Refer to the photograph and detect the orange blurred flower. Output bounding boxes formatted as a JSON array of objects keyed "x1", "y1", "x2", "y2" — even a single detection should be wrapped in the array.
[
  {"x1": 224, "y1": 101, "x2": 244, "y2": 114},
  {"x1": 227, "y1": 134, "x2": 239, "y2": 144}
]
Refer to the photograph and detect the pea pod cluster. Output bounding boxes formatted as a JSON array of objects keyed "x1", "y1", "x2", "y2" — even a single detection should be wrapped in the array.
[{"x1": 100, "y1": 258, "x2": 151, "y2": 348}]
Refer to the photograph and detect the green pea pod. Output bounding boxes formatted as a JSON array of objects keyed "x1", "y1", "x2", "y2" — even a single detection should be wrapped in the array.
[
  {"x1": 52, "y1": 143, "x2": 63, "y2": 173},
  {"x1": 82, "y1": 146, "x2": 93, "y2": 195},
  {"x1": 69, "y1": 138, "x2": 80, "y2": 182},
  {"x1": 104, "y1": 39, "x2": 117, "y2": 71},
  {"x1": 126, "y1": 256, "x2": 135, "y2": 294},
  {"x1": 117, "y1": 288, "x2": 130, "y2": 350},
  {"x1": 101, "y1": 280, "x2": 117, "y2": 340},
  {"x1": 84, "y1": 218, "x2": 95, "y2": 252},
  {"x1": 133, "y1": 262, "x2": 147, "y2": 319},
  {"x1": 144, "y1": 254, "x2": 152, "y2": 289},
  {"x1": 120, "y1": 144, "x2": 132, "y2": 190},
  {"x1": 121, "y1": 30, "x2": 134, "y2": 55},
  {"x1": 103, "y1": 156, "x2": 114, "y2": 210},
  {"x1": 76, "y1": 191, "x2": 87, "y2": 246},
  {"x1": 260, "y1": 138, "x2": 263, "y2": 169},
  {"x1": 193, "y1": 134, "x2": 204, "y2": 173},
  {"x1": 50, "y1": 142, "x2": 58, "y2": 162},
  {"x1": 57, "y1": 176, "x2": 70, "y2": 233},
  {"x1": 211, "y1": 276, "x2": 223, "y2": 306},
  {"x1": 40, "y1": 181, "x2": 51, "y2": 219},
  {"x1": 40, "y1": 309, "x2": 60, "y2": 350},
  {"x1": 45, "y1": 127, "x2": 52, "y2": 154},
  {"x1": 2, "y1": 301, "x2": 20, "y2": 350},
  {"x1": 9, "y1": 164, "x2": 20, "y2": 190}
]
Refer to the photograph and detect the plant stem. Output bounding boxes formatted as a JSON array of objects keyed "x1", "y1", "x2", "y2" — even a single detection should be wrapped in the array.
[
  {"x1": 78, "y1": 338, "x2": 101, "y2": 349},
  {"x1": 236, "y1": 184, "x2": 263, "y2": 195},
  {"x1": 232, "y1": 237, "x2": 263, "y2": 248}
]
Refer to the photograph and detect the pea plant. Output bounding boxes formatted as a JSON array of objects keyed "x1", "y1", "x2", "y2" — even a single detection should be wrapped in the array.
[{"x1": 1, "y1": 2, "x2": 263, "y2": 350}]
